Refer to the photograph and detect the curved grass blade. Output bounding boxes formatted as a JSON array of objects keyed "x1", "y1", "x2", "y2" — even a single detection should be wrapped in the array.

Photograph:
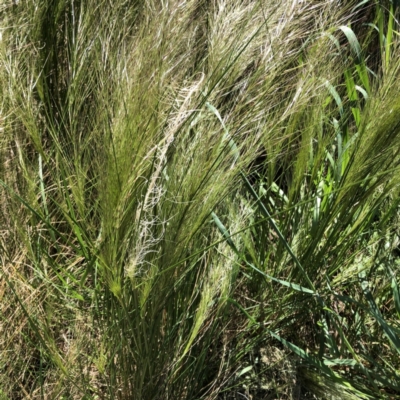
[{"x1": 359, "y1": 271, "x2": 400, "y2": 356}]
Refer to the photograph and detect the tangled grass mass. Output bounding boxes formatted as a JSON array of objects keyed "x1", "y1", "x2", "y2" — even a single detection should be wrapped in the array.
[{"x1": 1, "y1": 0, "x2": 400, "y2": 398}]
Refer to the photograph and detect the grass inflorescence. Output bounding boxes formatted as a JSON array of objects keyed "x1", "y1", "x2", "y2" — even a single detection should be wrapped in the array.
[{"x1": 1, "y1": 0, "x2": 400, "y2": 399}]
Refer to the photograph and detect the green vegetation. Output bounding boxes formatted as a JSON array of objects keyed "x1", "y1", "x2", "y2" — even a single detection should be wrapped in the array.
[{"x1": 1, "y1": 0, "x2": 400, "y2": 398}]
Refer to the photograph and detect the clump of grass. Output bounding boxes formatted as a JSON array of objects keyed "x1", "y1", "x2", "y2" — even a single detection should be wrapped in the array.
[{"x1": 1, "y1": 0, "x2": 400, "y2": 399}]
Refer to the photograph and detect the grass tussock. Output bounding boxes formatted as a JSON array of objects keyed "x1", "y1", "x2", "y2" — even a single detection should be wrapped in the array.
[{"x1": 1, "y1": 0, "x2": 400, "y2": 399}]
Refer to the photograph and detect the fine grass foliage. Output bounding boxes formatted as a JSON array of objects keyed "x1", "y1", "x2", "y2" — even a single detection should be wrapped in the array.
[{"x1": 1, "y1": 0, "x2": 400, "y2": 399}]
